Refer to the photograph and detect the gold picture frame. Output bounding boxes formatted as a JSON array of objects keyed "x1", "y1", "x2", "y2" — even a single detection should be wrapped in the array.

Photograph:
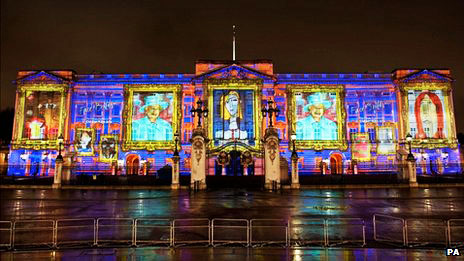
[
  {"x1": 122, "y1": 84, "x2": 182, "y2": 151},
  {"x1": 287, "y1": 85, "x2": 347, "y2": 150},
  {"x1": 204, "y1": 78, "x2": 263, "y2": 151},
  {"x1": 99, "y1": 134, "x2": 118, "y2": 162},
  {"x1": 74, "y1": 128, "x2": 96, "y2": 156},
  {"x1": 11, "y1": 84, "x2": 69, "y2": 150},
  {"x1": 398, "y1": 82, "x2": 458, "y2": 149}
]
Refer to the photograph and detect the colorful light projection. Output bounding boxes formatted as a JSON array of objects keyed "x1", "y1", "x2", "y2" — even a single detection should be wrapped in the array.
[
  {"x1": 407, "y1": 89, "x2": 448, "y2": 139},
  {"x1": 74, "y1": 128, "x2": 95, "y2": 156},
  {"x1": 351, "y1": 133, "x2": 371, "y2": 161},
  {"x1": 12, "y1": 84, "x2": 68, "y2": 150},
  {"x1": 132, "y1": 92, "x2": 173, "y2": 141},
  {"x1": 122, "y1": 85, "x2": 181, "y2": 151},
  {"x1": 213, "y1": 90, "x2": 255, "y2": 145},
  {"x1": 376, "y1": 125, "x2": 396, "y2": 155},
  {"x1": 205, "y1": 79, "x2": 262, "y2": 150},
  {"x1": 400, "y1": 82, "x2": 458, "y2": 149},
  {"x1": 99, "y1": 135, "x2": 118, "y2": 162},
  {"x1": 288, "y1": 85, "x2": 347, "y2": 150},
  {"x1": 23, "y1": 91, "x2": 61, "y2": 140}
]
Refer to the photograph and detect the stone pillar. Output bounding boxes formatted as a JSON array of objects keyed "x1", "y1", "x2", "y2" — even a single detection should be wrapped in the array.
[
  {"x1": 53, "y1": 158, "x2": 63, "y2": 189},
  {"x1": 291, "y1": 154, "x2": 300, "y2": 189},
  {"x1": 171, "y1": 155, "x2": 180, "y2": 189},
  {"x1": 62, "y1": 157, "x2": 72, "y2": 185},
  {"x1": 190, "y1": 128, "x2": 208, "y2": 190},
  {"x1": 263, "y1": 128, "x2": 281, "y2": 190},
  {"x1": 407, "y1": 158, "x2": 418, "y2": 187}
]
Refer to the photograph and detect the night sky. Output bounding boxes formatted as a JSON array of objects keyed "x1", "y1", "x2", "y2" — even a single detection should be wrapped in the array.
[{"x1": 1, "y1": 0, "x2": 463, "y2": 132}]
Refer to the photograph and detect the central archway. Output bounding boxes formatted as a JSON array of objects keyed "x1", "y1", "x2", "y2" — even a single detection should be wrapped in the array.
[
  {"x1": 329, "y1": 153, "x2": 343, "y2": 174},
  {"x1": 126, "y1": 154, "x2": 140, "y2": 175}
]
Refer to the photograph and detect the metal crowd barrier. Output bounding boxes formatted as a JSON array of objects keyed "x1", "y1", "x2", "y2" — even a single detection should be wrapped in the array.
[
  {"x1": 13, "y1": 220, "x2": 55, "y2": 249},
  {"x1": 211, "y1": 218, "x2": 249, "y2": 247},
  {"x1": 289, "y1": 218, "x2": 326, "y2": 246},
  {"x1": 250, "y1": 219, "x2": 288, "y2": 247},
  {"x1": 447, "y1": 219, "x2": 464, "y2": 247},
  {"x1": 96, "y1": 218, "x2": 134, "y2": 247},
  {"x1": 172, "y1": 218, "x2": 210, "y2": 246},
  {"x1": 405, "y1": 218, "x2": 447, "y2": 247},
  {"x1": 373, "y1": 214, "x2": 406, "y2": 246},
  {"x1": 2, "y1": 215, "x2": 461, "y2": 250},
  {"x1": 0, "y1": 221, "x2": 12, "y2": 249},
  {"x1": 55, "y1": 218, "x2": 96, "y2": 248},
  {"x1": 326, "y1": 218, "x2": 366, "y2": 247},
  {"x1": 134, "y1": 218, "x2": 171, "y2": 247}
]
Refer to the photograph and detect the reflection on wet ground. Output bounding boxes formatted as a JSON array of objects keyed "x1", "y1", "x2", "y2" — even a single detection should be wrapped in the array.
[
  {"x1": 0, "y1": 247, "x2": 452, "y2": 260},
  {"x1": 1, "y1": 188, "x2": 463, "y2": 221}
]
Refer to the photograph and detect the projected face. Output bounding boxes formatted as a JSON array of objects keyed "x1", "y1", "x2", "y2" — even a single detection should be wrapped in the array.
[
  {"x1": 225, "y1": 93, "x2": 239, "y2": 117},
  {"x1": 296, "y1": 92, "x2": 338, "y2": 141},
  {"x1": 309, "y1": 104, "x2": 325, "y2": 122},
  {"x1": 213, "y1": 90, "x2": 254, "y2": 145},
  {"x1": 131, "y1": 92, "x2": 173, "y2": 141},
  {"x1": 145, "y1": 105, "x2": 161, "y2": 123}
]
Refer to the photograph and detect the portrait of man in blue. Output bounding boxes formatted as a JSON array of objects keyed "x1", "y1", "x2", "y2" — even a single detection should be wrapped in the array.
[
  {"x1": 296, "y1": 92, "x2": 338, "y2": 140},
  {"x1": 132, "y1": 93, "x2": 173, "y2": 141}
]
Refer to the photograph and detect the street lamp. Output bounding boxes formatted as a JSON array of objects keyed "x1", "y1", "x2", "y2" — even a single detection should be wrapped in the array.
[
  {"x1": 190, "y1": 100, "x2": 208, "y2": 128},
  {"x1": 406, "y1": 133, "x2": 414, "y2": 161},
  {"x1": 290, "y1": 132, "x2": 297, "y2": 158},
  {"x1": 261, "y1": 99, "x2": 280, "y2": 128},
  {"x1": 173, "y1": 132, "x2": 180, "y2": 157},
  {"x1": 57, "y1": 134, "x2": 64, "y2": 161}
]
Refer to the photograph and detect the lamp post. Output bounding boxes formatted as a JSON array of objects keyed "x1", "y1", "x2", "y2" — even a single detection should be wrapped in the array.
[
  {"x1": 57, "y1": 134, "x2": 64, "y2": 161},
  {"x1": 291, "y1": 132, "x2": 297, "y2": 159},
  {"x1": 261, "y1": 99, "x2": 280, "y2": 128},
  {"x1": 173, "y1": 132, "x2": 180, "y2": 157},
  {"x1": 406, "y1": 133, "x2": 414, "y2": 161},
  {"x1": 290, "y1": 132, "x2": 300, "y2": 188},
  {"x1": 190, "y1": 100, "x2": 208, "y2": 128}
]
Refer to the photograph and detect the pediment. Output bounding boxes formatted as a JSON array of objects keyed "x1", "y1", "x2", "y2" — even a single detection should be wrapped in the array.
[
  {"x1": 397, "y1": 69, "x2": 453, "y2": 83},
  {"x1": 16, "y1": 71, "x2": 71, "y2": 85},
  {"x1": 193, "y1": 64, "x2": 275, "y2": 82}
]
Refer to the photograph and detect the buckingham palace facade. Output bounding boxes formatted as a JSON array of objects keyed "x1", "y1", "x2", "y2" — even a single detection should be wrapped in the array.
[{"x1": 7, "y1": 60, "x2": 462, "y2": 177}]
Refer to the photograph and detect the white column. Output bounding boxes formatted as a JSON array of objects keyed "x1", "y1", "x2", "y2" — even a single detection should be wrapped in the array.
[
  {"x1": 52, "y1": 158, "x2": 63, "y2": 189},
  {"x1": 291, "y1": 155, "x2": 300, "y2": 189},
  {"x1": 171, "y1": 155, "x2": 180, "y2": 189},
  {"x1": 407, "y1": 159, "x2": 418, "y2": 187},
  {"x1": 190, "y1": 128, "x2": 208, "y2": 190},
  {"x1": 263, "y1": 128, "x2": 281, "y2": 190}
]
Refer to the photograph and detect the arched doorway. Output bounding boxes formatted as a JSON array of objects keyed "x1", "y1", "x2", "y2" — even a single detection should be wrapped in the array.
[
  {"x1": 126, "y1": 154, "x2": 140, "y2": 175},
  {"x1": 329, "y1": 153, "x2": 343, "y2": 174}
]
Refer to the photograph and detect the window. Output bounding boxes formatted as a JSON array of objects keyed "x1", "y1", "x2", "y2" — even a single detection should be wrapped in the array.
[{"x1": 368, "y1": 128, "x2": 376, "y2": 142}]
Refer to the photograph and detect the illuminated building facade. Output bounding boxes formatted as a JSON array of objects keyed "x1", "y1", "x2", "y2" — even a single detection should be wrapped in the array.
[{"x1": 7, "y1": 60, "x2": 462, "y2": 177}]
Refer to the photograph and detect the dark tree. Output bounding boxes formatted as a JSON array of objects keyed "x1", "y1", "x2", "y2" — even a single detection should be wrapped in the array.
[
  {"x1": 0, "y1": 108, "x2": 15, "y2": 145},
  {"x1": 458, "y1": 132, "x2": 464, "y2": 145}
]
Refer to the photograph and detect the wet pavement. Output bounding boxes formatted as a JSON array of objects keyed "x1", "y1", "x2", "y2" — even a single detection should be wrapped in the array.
[
  {"x1": 0, "y1": 247, "x2": 458, "y2": 260},
  {"x1": 1, "y1": 188, "x2": 463, "y2": 221}
]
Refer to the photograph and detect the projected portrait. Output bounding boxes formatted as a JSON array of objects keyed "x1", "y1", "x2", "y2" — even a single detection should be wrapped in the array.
[
  {"x1": 22, "y1": 91, "x2": 61, "y2": 140},
  {"x1": 289, "y1": 85, "x2": 346, "y2": 150},
  {"x1": 295, "y1": 92, "x2": 338, "y2": 140},
  {"x1": 100, "y1": 135, "x2": 118, "y2": 161},
  {"x1": 407, "y1": 90, "x2": 448, "y2": 139},
  {"x1": 212, "y1": 90, "x2": 255, "y2": 145},
  {"x1": 75, "y1": 128, "x2": 95, "y2": 156},
  {"x1": 351, "y1": 133, "x2": 371, "y2": 161},
  {"x1": 131, "y1": 93, "x2": 173, "y2": 141},
  {"x1": 122, "y1": 85, "x2": 181, "y2": 151},
  {"x1": 377, "y1": 126, "x2": 396, "y2": 155}
]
